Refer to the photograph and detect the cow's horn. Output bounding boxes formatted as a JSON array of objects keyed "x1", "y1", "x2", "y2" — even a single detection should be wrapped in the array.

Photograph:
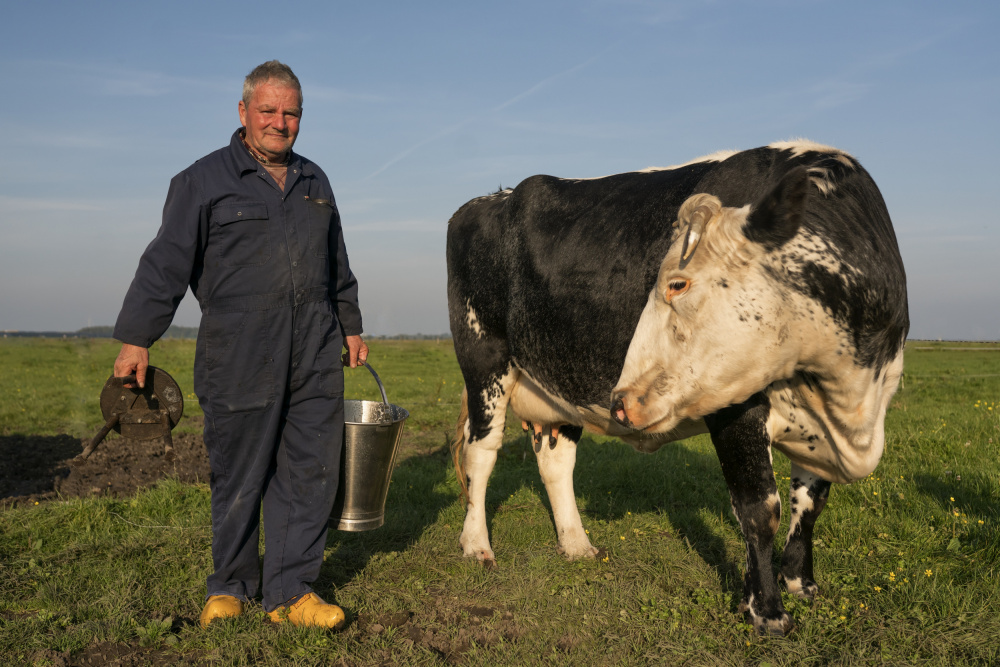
[{"x1": 681, "y1": 204, "x2": 713, "y2": 261}]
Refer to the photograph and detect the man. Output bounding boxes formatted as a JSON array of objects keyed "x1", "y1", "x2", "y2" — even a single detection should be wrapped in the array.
[{"x1": 113, "y1": 60, "x2": 367, "y2": 629}]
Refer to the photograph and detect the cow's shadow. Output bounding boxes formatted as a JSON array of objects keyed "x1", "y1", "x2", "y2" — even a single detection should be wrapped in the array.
[
  {"x1": 316, "y1": 432, "x2": 751, "y2": 608},
  {"x1": 481, "y1": 432, "x2": 746, "y2": 598},
  {"x1": 912, "y1": 470, "x2": 1000, "y2": 548}
]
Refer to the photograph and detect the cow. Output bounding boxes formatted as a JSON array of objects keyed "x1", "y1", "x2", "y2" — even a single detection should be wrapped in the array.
[{"x1": 446, "y1": 140, "x2": 908, "y2": 635}]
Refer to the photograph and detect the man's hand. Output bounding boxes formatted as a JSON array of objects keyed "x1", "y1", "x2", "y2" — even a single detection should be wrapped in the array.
[
  {"x1": 342, "y1": 335, "x2": 369, "y2": 368},
  {"x1": 115, "y1": 343, "x2": 149, "y2": 388}
]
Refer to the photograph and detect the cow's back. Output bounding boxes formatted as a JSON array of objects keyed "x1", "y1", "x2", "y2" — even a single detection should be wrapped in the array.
[
  {"x1": 447, "y1": 162, "x2": 717, "y2": 407},
  {"x1": 447, "y1": 142, "x2": 907, "y2": 410}
]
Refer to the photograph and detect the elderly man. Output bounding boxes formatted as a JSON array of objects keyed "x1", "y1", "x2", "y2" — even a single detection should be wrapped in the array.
[{"x1": 113, "y1": 60, "x2": 366, "y2": 629}]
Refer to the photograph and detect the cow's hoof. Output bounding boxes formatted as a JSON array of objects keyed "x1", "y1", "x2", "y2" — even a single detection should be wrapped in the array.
[
  {"x1": 557, "y1": 544, "x2": 601, "y2": 560},
  {"x1": 465, "y1": 548, "x2": 497, "y2": 569},
  {"x1": 781, "y1": 575, "x2": 819, "y2": 601},
  {"x1": 752, "y1": 612, "x2": 795, "y2": 637}
]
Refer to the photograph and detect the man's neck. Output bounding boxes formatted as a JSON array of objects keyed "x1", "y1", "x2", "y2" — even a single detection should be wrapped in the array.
[{"x1": 240, "y1": 128, "x2": 289, "y2": 166}]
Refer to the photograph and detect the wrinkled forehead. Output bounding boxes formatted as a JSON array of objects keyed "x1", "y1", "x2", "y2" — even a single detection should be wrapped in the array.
[{"x1": 249, "y1": 79, "x2": 303, "y2": 109}]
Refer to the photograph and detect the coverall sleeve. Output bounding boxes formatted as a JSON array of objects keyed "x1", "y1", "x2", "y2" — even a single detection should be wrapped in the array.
[
  {"x1": 329, "y1": 203, "x2": 363, "y2": 337},
  {"x1": 112, "y1": 172, "x2": 205, "y2": 347}
]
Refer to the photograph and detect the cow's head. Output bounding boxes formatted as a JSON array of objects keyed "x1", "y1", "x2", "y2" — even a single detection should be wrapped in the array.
[{"x1": 611, "y1": 167, "x2": 811, "y2": 432}]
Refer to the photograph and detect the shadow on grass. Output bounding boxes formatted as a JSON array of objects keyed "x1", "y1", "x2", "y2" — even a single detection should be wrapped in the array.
[
  {"x1": 0, "y1": 433, "x2": 78, "y2": 499},
  {"x1": 318, "y1": 444, "x2": 456, "y2": 592},
  {"x1": 470, "y1": 432, "x2": 746, "y2": 600},
  {"x1": 912, "y1": 470, "x2": 1000, "y2": 519},
  {"x1": 912, "y1": 470, "x2": 1000, "y2": 562}
]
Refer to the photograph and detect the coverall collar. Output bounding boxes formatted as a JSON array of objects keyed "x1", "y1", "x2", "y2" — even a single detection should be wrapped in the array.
[{"x1": 229, "y1": 128, "x2": 314, "y2": 179}]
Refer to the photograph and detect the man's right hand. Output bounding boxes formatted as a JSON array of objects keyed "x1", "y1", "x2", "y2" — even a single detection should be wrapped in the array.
[{"x1": 115, "y1": 343, "x2": 149, "y2": 388}]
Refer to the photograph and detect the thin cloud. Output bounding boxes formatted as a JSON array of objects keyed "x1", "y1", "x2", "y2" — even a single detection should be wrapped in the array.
[
  {"x1": 306, "y1": 83, "x2": 390, "y2": 105},
  {"x1": 364, "y1": 54, "x2": 603, "y2": 180},
  {"x1": 0, "y1": 195, "x2": 106, "y2": 212},
  {"x1": 343, "y1": 218, "x2": 442, "y2": 233},
  {"x1": 17, "y1": 59, "x2": 230, "y2": 98}
]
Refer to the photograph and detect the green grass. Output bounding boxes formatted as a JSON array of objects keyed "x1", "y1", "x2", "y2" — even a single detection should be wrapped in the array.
[{"x1": 1, "y1": 338, "x2": 998, "y2": 665}]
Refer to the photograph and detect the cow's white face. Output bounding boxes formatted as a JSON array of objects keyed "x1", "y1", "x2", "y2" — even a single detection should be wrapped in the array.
[{"x1": 612, "y1": 168, "x2": 813, "y2": 432}]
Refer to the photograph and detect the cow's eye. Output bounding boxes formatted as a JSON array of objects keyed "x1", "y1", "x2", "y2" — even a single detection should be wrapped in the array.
[{"x1": 665, "y1": 278, "x2": 690, "y2": 302}]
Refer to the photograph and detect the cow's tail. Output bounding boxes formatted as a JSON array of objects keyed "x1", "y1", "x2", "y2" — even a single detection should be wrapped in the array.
[{"x1": 451, "y1": 385, "x2": 470, "y2": 506}]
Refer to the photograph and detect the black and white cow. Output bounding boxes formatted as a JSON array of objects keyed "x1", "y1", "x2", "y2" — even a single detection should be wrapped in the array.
[{"x1": 446, "y1": 141, "x2": 908, "y2": 635}]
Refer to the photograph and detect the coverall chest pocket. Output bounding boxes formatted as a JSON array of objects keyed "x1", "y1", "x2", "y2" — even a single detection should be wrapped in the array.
[
  {"x1": 306, "y1": 198, "x2": 333, "y2": 258},
  {"x1": 212, "y1": 201, "x2": 272, "y2": 267}
]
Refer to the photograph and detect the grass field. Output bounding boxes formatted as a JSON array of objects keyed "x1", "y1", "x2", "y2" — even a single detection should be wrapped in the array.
[{"x1": 1, "y1": 338, "x2": 998, "y2": 665}]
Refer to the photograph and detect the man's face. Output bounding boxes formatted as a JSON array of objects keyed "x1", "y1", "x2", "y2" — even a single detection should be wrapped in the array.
[{"x1": 238, "y1": 80, "x2": 301, "y2": 162}]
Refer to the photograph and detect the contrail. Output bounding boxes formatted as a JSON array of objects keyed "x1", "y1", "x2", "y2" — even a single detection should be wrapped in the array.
[{"x1": 364, "y1": 55, "x2": 602, "y2": 180}]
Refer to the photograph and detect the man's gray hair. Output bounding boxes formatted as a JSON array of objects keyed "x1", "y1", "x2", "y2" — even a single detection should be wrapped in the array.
[{"x1": 243, "y1": 60, "x2": 303, "y2": 107}]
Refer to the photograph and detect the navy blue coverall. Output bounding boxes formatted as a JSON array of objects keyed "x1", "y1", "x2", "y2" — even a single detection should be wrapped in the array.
[{"x1": 114, "y1": 129, "x2": 362, "y2": 611}]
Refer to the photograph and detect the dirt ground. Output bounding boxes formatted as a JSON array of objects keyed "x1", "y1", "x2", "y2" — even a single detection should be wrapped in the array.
[{"x1": 0, "y1": 427, "x2": 211, "y2": 509}]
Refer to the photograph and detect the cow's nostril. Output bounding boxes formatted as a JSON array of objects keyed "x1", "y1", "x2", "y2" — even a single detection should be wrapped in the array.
[{"x1": 611, "y1": 394, "x2": 630, "y2": 427}]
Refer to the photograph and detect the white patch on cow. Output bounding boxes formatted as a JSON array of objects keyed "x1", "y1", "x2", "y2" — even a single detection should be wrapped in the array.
[
  {"x1": 460, "y1": 366, "x2": 519, "y2": 562},
  {"x1": 644, "y1": 149, "x2": 740, "y2": 172},
  {"x1": 780, "y1": 231, "x2": 862, "y2": 287},
  {"x1": 532, "y1": 428, "x2": 600, "y2": 559},
  {"x1": 807, "y1": 166, "x2": 836, "y2": 195},
  {"x1": 614, "y1": 197, "x2": 801, "y2": 432},
  {"x1": 472, "y1": 188, "x2": 513, "y2": 202},
  {"x1": 559, "y1": 149, "x2": 738, "y2": 182},
  {"x1": 509, "y1": 370, "x2": 580, "y2": 427},
  {"x1": 465, "y1": 300, "x2": 484, "y2": 338},
  {"x1": 765, "y1": 349, "x2": 904, "y2": 484},
  {"x1": 613, "y1": 186, "x2": 904, "y2": 487},
  {"x1": 768, "y1": 139, "x2": 856, "y2": 165}
]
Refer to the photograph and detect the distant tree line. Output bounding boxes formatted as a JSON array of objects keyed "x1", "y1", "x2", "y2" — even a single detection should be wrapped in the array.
[
  {"x1": 2, "y1": 327, "x2": 451, "y2": 341},
  {"x1": 2, "y1": 325, "x2": 200, "y2": 339}
]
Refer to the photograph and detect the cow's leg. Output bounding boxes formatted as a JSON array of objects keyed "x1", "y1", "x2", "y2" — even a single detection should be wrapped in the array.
[
  {"x1": 705, "y1": 394, "x2": 793, "y2": 636},
  {"x1": 459, "y1": 366, "x2": 517, "y2": 566},
  {"x1": 779, "y1": 464, "x2": 831, "y2": 600},
  {"x1": 533, "y1": 424, "x2": 599, "y2": 559}
]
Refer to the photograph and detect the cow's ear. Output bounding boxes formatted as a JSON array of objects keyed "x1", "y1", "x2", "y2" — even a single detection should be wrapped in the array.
[{"x1": 744, "y1": 166, "x2": 808, "y2": 251}]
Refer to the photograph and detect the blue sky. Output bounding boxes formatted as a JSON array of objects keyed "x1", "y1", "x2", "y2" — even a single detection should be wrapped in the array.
[{"x1": 1, "y1": 0, "x2": 997, "y2": 339}]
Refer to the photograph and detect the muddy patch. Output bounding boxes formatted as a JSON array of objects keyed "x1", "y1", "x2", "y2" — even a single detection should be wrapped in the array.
[{"x1": 0, "y1": 430, "x2": 211, "y2": 508}]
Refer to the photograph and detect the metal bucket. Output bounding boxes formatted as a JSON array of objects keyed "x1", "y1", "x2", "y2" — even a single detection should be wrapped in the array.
[{"x1": 329, "y1": 363, "x2": 409, "y2": 531}]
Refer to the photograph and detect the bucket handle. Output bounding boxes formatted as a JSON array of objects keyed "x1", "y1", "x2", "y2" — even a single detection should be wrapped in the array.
[{"x1": 362, "y1": 361, "x2": 390, "y2": 407}]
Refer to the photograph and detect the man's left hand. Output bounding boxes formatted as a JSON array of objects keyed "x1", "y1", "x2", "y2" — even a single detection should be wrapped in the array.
[{"x1": 342, "y1": 335, "x2": 369, "y2": 368}]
